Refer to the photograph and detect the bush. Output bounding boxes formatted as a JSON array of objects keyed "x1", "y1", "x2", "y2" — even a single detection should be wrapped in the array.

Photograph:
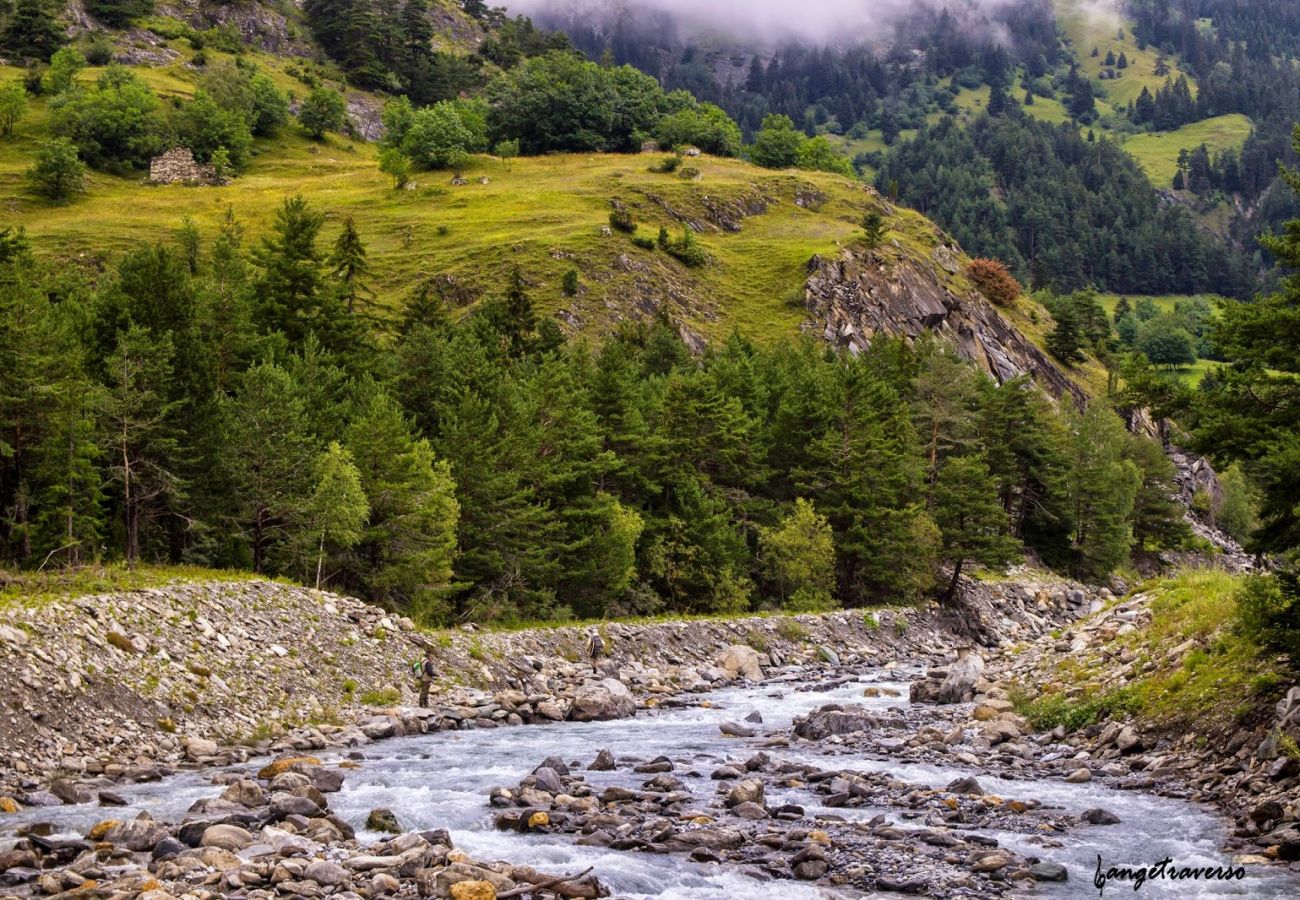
[
  {"x1": 49, "y1": 66, "x2": 165, "y2": 171},
  {"x1": 659, "y1": 226, "x2": 708, "y2": 267},
  {"x1": 631, "y1": 234, "x2": 655, "y2": 250},
  {"x1": 609, "y1": 208, "x2": 636, "y2": 233},
  {"x1": 398, "y1": 99, "x2": 487, "y2": 170},
  {"x1": 966, "y1": 257, "x2": 1022, "y2": 306},
  {"x1": 175, "y1": 90, "x2": 253, "y2": 169},
  {"x1": 1235, "y1": 574, "x2": 1300, "y2": 658},
  {"x1": 84, "y1": 31, "x2": 114, "y2": 66},
  {"x1": 85, "y1": 0, "x2": 155, "y2": 28},
  {"x1": 26, "y1": 137, "x2": 85, "y2": 202},
  {"x1": 562, "y1": 268, "x2": 579, "y2": 296},
  {"x1": 649, "y1": 155, "x2": 681, "y2": 174},
  {"x1": 298, "y1": 87, "x2": 346, "y2": 139},
  {"x1": 678, "y1": 166, "x2": 700, "y2": 180},
  {"x1": 655, "y1": 102, "x2": 741, "y2": 156}
]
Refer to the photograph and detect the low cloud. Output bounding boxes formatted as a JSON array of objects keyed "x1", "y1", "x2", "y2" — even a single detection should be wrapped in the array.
[{"x1": 501, "y1": 0, "x2": 1031, "y2": 45}]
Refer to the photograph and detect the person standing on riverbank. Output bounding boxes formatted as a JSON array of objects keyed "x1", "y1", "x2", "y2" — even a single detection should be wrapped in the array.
[
  {"x1": 585, "y1": 629, "x2": 605, "y2": 674},
  {"x1": 417, "y1": 645, "x2": 437, "y2": 707}
]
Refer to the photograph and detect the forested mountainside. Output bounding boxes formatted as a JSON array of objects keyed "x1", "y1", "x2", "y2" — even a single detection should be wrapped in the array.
[
  {"x1": 522, "y1": 0, "x2": 1300, "y2": 293},
  {"x1": 0, "y1": 0, "x2": 1296, "y2": 643}
]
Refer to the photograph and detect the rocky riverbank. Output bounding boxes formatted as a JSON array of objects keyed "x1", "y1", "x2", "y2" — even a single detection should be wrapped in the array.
[
  {"x1": 985, "y1": 586, "x2": 1300, "y2": 866},
  {"x1": 0, "y1": 571, "x2": 1098, "y2": 804}
]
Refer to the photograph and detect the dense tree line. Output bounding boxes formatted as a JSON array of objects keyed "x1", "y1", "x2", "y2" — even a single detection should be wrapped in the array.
[
  {"x1": 875, "y1": 111, "x2": 1254, "y2": 296},
  {"x1": 549, "y1": 0, "x2": 1059, "y2": 141},
  {"x1": 1128, "y1": 0, "x2": 1300, "y2": 241},
  {"x1": 0, "y1": 204, "x2": 1190, "y2": 622},
  {"x1": 302, "y1": 0, "x2": 567, "y2": 104}
]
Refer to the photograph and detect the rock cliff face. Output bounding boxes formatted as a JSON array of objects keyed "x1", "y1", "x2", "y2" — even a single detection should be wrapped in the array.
[{"x1": 803, "y1": 246, "x2": 1086, "y2": 405}]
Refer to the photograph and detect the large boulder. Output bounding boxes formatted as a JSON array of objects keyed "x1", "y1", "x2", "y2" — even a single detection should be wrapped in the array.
[
  {"x1": 568, "y1": 678, "x2": 636, "y2": 722},
  {"x1": 717, "y1": 645, "x2": 764, "y2": 681},
  {"x1": 793, "y1": 704, "x2": 877, "y2": 740},
  {"x1": 936, "y1": 651, "x2": 984, "y2": 704}
]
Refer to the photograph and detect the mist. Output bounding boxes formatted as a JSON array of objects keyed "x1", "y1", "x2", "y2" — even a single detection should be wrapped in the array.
[{"x1": 500, "y1": 0, "x2": 1033, "y2": 45}]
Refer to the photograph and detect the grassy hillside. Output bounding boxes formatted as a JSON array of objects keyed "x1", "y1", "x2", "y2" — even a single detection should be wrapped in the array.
[
  {"x1": 0, "y1": 77, "x2": 939, "y2": 345},
  {"x1": 1056, "y1": 0, "x2": 1197, "y2": 111},
  {"x1": 1121, "y1": 113, "x2": 1254, "y2": 187}
]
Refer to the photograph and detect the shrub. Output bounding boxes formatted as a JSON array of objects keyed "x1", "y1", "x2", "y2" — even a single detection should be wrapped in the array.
[
  {"x1": 609, "y1": 208, "x2": 636, "y2": 233},
  {"x1": 26, "y1": 137, "x2": 85, "y2": 202},
  {"x1": 49, "y1": 66, "x2": 165, "y2": 171},
  {"x1": 0, "y1": 82, "x2": 28, "y2": 138},
  {"x1": 359, "y1": 686, "x2": 402, "y2": 706},
  {"x1": 655, "y1": 102, "x2": 741, "y2": 156},
  {"x1": 379, "y1": 147, "x2": 412, "y2": 189},
  {"x1": 84, "y1": 31, "x2": 114, "y2": 66},
  {"x1": 175, "y1": 90, "x2": 253, "y2": 169},
  {"x1": 1235, "y1": 574, "x2": 1300, "y2": 658},
  {"x1": 659, "y1": 226, "x2": 708, "y2": 267},
  {"x1": 649, "y1": 155, "x2": 681, "y2": 174},
  {"x1": 631, "y1": 234, "x2": 655, "y2": 250},
  {"x1": 298, "y1": 87, "x2": 346, "y2": 139},
  {"x1": 398, "y1": 99, "x2": 488, "y2": 170},
  {"x1": 744, "y1": 628, "x2": 768, "y2": 653},
  {"x1": 776, "y1": 618, "x2": 810, "y2": 642},
  {"x1": 966, "y1": 257, "x2": 1022, "y2": 306},
  {"x1": 562, "y1": 268, "x2": 579, "y2": 296},
  {"x1": 678, "y1": 166, "x2": 700, "y2": 180}
]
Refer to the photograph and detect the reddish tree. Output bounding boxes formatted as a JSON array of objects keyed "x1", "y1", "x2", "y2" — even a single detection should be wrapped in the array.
[{"x1": 966, "y1": 258, "x2": 1022, "y2": 307}]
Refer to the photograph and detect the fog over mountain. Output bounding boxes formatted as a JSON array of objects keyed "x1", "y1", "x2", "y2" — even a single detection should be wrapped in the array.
[{"x1": 500, "y1": 0, "x2": 1058, "y2": 45}]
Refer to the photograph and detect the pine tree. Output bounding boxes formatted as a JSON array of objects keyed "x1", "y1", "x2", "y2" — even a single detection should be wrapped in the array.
[
  {"x1": 861, "y1": 210, "x2": 887, "y2": 249},
  {"x1": 759, "y1": 497, "x2": 835, "y2": 608},
  {"x1": 1047, "y1": 307, "x2": 1083, "y2": 363},
  {"x1": 346, "y1": 387, "x2": 460, "y2": 623},
  {"x1": 220, "y1": 362, "x2": 315, "y2": 572},
  {"x1": 1, "y1": 0, "x2": 66, "y2": 61},
  {"x1": 1065, "y1": 404, "x2": 1140, "y2": 577},
  {"x1": 328, "y1": 215, "x2": 372, "y2": 316},
  {"x1": 932, "y1": 454, "x2": 1019, "y2": 602},
  {"x1": 253, "y1": 196, "x2": 350, "y2": 348},
  {"x1": 102, "y1": 326, "x2": 183, "y2": 563}
]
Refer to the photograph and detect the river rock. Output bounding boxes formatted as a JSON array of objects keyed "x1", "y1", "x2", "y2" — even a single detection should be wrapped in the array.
[
  {"x1": 569, "y1": 678, "x2": 636, "y2": 722},
  {"x1": 49, "y1": 779, "x2": 92, "y2": 805},
  {"x1": 185, "y1": 737, "x2": 220, "y2": 761},
  {"x1": 1081, "y1": 808, "x2": 1121, "y2": 825},
  {"x1": 201, "y1": 824, "x2": 254, "y2": 851},
  {"x1": 937, "y1": 651, "x2": 984, "y2": 704},
  {"x1": 366, "y1": 808, "x2": 403, "y2": 834},
  {"x1": 304, "y1": 859, "x2": 349, "y2": 886},
  {"x1": 449, "y1": 882, "x2": 496, "y2": 900},
  {"x1": 1116, "y1": 726, "x2": 1143, "y2": 753},
  {"x1": 720, "y1": 721, "x2": 755, "y2": 738},
  {"x1": 220, "y1": 780, "x2": 267, "y2": 808},
  {"x1": 588, "y1": 749, "x2": 615, "y2": 771},
  {"x1": 793, "y1": 705, "x2": 876, "y2": 739},
  {"x1": 1029, "y1": 861, "x2": 1068, "y2": 881},
  {"x1": 103, "y1": 818, "x2": 169, "y2": 851},
  {"x1": 717, "y1": 645, "x2": 764, "y2": 681},
  {"x1": 946, "y1": 776, "x2": 984, "y2": 795},
  {"x1": 726, "y1": 779, "x2": 765, "y2": 807},
  {"x1": 533, "y1": 766, "x2": 565, "y2": 794},
  {"x1": 1064, "y1": 768, "x2": 1091, "y2": 783},
  {"x1": 731, "y1": 801, "x2": 768, "y2": 820}
]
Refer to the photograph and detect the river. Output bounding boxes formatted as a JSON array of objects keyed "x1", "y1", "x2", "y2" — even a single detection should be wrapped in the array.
[{"x1": 4, "y1": 668, "x2": 1297, "y2": 898}]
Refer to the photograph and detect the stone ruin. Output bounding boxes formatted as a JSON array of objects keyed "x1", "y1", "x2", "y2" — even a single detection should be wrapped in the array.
[{"x1": 147, "y1": 148, "x2": 221, "y2": 185}]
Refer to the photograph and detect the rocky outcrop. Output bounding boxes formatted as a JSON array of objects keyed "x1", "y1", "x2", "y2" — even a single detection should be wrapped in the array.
[{"x1": 804, "y1": 246, "x2": 1086, "y2": 405}]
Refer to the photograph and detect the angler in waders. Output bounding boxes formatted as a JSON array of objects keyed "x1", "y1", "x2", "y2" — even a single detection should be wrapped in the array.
[
  {"x1": 585, "y1": 629, "x2": 605, "y2": 674},
  {"x1": 414, "y1": 645, "x2": 436, "y2": 707}
]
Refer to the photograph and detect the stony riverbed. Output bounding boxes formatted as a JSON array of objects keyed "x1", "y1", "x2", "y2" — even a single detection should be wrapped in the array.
[{"x1": 4, "y1": 659, "x2": 1300, "y2": 899}]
